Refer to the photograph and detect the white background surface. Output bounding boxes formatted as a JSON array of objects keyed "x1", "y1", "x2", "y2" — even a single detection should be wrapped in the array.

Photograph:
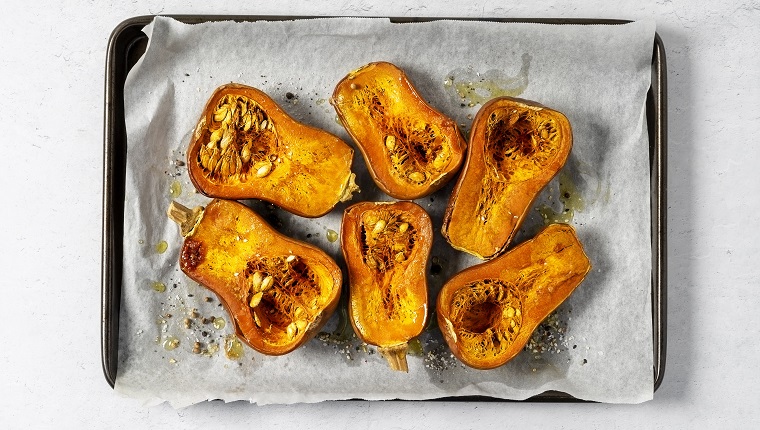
[{"x1": 1, "y1": 0, "x2": 758, "y2": 427}]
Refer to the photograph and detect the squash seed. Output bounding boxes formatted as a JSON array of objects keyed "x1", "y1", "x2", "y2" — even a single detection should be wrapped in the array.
[
  {"x1": 385, "y1": 135, "x2": 396, "y2": 151},
  {"x1": 213, "y1": 106, "x2": 228, "y2": 122},
  {"x1": 209, "y1": 127, "x2": 224, "y2": 146},
  {"x1": 255, "y1": 161, "x2": 273, "y2": 178},
  {"x1": 293, "y1": 307, "x2": 305, "y2": 319},
  {"x1": 373, "y1": 219, "x2": 386, "y2": 235},
  {"x1": 249, "y1": 292, "x2": 263, "y2": 308},
  {"x1": 260, "y1": 275, "x2": 274, "y2": 291},
  {"x1": 240, "y1": 145, "x2": 251, "y2": 163},
  {"x1": 286, "y1": 322, "x2": 298, "y2": 339},
  {"x1": 250, "y1": 271, "x2": 264, "y2": 291},
  {"x1": 409, "y1": 171, "x2": 426, "y2": 182},
  {"x1": 432, "y1": 150, "x2": 448, "y2": 169},
  {"x1": 243, "y1": 112, "x2": 253, "y2": 131}
]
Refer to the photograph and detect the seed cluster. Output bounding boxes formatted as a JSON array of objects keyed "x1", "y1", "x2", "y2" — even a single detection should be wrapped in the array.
[
  {"x1": 357, "y1": 90, "x2": 452, "y2": 185},
  {"x1": 360, "y1": 210, "x2": 416, "y2": 274},
  {"x1": 198, "y1": 94, "x2": 278, "y2": 182},
  {"x1": 469, "y1": 110, "x2": 559, "y2": 227},
  {"x1": 359, "y1": 209, "x2": 418, "y2": 319},
  {"x1": 484, "y1": 110, "x2": 559, "y2": 182},
  {"x1": 242, "y1": 255, "x2": 324, "y2": 343}
]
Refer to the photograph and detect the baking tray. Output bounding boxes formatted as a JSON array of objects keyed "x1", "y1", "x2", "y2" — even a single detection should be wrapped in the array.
[{"x1": 102, "y1": 15, "x2": 667, "y2": 401}]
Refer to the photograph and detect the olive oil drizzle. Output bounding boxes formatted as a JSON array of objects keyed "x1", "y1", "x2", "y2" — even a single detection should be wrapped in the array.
[
  {"x1": 444, "y1": 53, "x2": 532, "y2": 106},
  {"x1": 537, "y1": 171, "x2": 585, "y2": 225}
]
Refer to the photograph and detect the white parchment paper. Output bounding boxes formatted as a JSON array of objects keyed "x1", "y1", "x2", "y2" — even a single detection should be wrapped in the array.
[{"x1": 117, "y1": 17, "x2": 655, "y2": 406}]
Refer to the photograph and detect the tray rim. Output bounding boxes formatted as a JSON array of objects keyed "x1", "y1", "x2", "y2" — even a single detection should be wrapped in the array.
[{"x1": 102, "y1": 14, "x2": 667, "y2": 400}]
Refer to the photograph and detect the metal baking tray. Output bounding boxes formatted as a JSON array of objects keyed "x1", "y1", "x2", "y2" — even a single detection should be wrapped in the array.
[{"x1": 102, "y1": 15, "x2": 667, "y2": 400}]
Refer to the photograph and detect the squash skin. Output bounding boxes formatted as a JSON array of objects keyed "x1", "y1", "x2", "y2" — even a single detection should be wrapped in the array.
[
  {"x1": 436, "y1": 223, "x2": 591, "y2": 370},
  {"x1": 341, "y1": 201, "x2": 432, "y2": 371},
  {"x1": 174, "y1": 199, "x2": 342, "y2": 356},
  {"x1": 331, "y1": 62, "x2": 466, "y2": 200},
  {"x1": 187, "y1": 83, "x2": 356, "y2": 218},
  {"x1": 442, "y1": 97, "x2": 573, "y2": 260}
]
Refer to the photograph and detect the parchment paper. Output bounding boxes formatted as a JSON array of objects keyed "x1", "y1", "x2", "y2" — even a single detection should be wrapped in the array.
[{"x1": 116, "y1": 17, "x2": 655, "y2": 406}]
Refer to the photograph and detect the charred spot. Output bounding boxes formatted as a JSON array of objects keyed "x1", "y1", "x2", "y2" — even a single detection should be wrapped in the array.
[{"x1": 180, "y1": 239, "x2": 204, "y2": 270}]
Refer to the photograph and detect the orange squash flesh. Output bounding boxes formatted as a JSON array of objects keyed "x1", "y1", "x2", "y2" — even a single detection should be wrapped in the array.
[
  {"x1": 436, "y1": 223, "x2": 591, "y2": 370},
  {"x1": 187, "y1": 83, "x2": 357, "y2": 218},
  {"x1": 442, "y1": 97, "x2": 573, "y2": 260},
  {"x1": 341, "y1": 201, "x2": 432, "y2": 371},
  {"x1": 167, "y1": 199, "x2": 342, "y2": 356},
  {"x1": 331, "y1": 62, "x2": 466, "y2": 200}
]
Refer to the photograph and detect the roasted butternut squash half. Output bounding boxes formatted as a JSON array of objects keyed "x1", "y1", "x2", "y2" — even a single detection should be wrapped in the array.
[
  {"x1": 341, "y1": 201, "x2": 432, "y2": 371},
  {"x1": 437, "y1": 223, "x2": 590, "y2": 369},
  {"x1": 442, "y1": 97, "x2": 572, "y2": 259},
  {"x1": 167, "y1": 199, "x2": 342, "y2": 356},
  {"x1": 331, "y1": 62, "x2": 466, "y2": 200},
  {"x1": 187, "y1": 84, "x2": 358, "y2": 218}
]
